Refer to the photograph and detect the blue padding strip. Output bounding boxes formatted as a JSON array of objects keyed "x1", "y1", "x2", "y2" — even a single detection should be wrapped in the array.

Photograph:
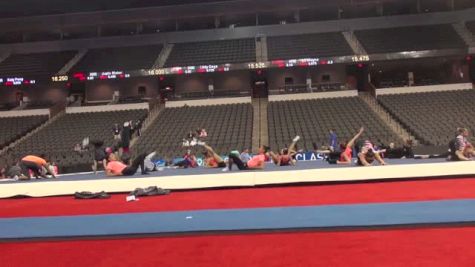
[{"x1": 1, "y1": 199, "x2": 475, "y2": 239}]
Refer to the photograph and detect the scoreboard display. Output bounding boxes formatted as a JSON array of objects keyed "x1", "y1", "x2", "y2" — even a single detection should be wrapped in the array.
[
  {"x1": 0, "y1": 77, "x2": 36, "y2": 86},
  {"x1": 52, "y1": 71, "x2": 132, "y2": 82},
  {"x1": 48, "y1": 54, "x2": 372, "y2": 83},
  {"x1": 3, "y1": 49, "x2": 460, "y2": 86}
]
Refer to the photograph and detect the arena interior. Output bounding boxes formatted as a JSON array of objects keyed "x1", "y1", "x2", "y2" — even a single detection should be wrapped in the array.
[{"x1": 1, "y1": 0, "x2": 475, "y2": 266}]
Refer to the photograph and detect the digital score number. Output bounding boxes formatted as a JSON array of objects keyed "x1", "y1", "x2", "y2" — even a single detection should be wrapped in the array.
[
  {"x1": 52, "y1": 75, "x2": 69, "y2": 82},
  {"x1": 148, "y1": 69, "x2": 166, "y2": 75},
  {"x1": 248, "y1": 62, "x2": 267, "y2": 69},
  {"x1": 351, "y1": 55, "x2": 370, "y2": 62}
]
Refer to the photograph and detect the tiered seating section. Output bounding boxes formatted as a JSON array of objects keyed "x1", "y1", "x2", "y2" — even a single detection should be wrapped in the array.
[
  {"x1": 355, "y1": 24, "x2": 466, "y2": 53},
  {"x1": 378, "y1": 72, "x2": 441, "y2": 88},
  {"x1": 4, "y1": 110, "x2": 147, "y2": 172},
  {"x1": 134, "y1": 104, "x2": 253, "y2": 159},
  {"x1": 3, "y1": 88, "x2": 475, "y2": 172},
  {"x1": 0, "y1": 51, "x2": 76, "y2": 77},
  {"x1": 267, "y1": 32, "x2": 353, "y2": 60},
  {"x1": 378, "y1": 89, "x2": 475, "y2": 146},
  {"x1": 71, "y1": 45, "x2": 163, "y2": 72},
  {"x1": 165, "y1": 39, "x2": 255, "y2": 67},
  {"x1": 0, "y1": 115, "x2": 48, "y2": 149},
  {"x1": 268, "y1": 97, "x2": 400, "y2": 151}
]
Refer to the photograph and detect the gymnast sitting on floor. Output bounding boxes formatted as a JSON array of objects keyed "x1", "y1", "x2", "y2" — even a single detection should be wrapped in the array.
[
  {"x1": 337, "y1": 128, "x2": 364, "y2": 164},
  {"x1": 268, "y1": 136, "x2": 300, "y2": 166},
  {"x1": 356, "y1": 140, "x2": 386, "y2": 166},
  {"x1": 448, "y1": 128, "x2": 474, "y2": 161},
  {"x1": 202, "y1": 144, "x2": 227, "y2": 168},
  {"x1": 316, "y1": 127, "x2": 364, "y2": 165},
  {"x1": 105, "y1": 152, "x2": 150, "y2": 176}
]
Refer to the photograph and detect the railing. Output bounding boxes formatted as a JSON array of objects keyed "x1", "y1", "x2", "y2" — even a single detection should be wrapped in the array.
[
  {"x1": 82, "y1": 100, "x2": 111, "y2": 106},
  {"x1": 118, "y1": 96, "x2": 147, "y2": 104},
  {"x1": 269, "y1": 83, "x2": 347, "y2": 95},
  {"x1": 359, "y1": 92, "x2": 413, "y2": 143},
  {"x1": 148, "y1": 97, "x2": 161, "y2": 111},
  {"x1": 49, "y1": 101, "x2": 67, "y2": 118},
  {"x1": 172, "y1": 90, "x2": 251, "y2": 101},
  {"x1": 0, "y1": 102, "x2": 18, "y2": 111},
  {"x1": 130, "y1": 99, "x2": 164, "y2": 146},
  {"x1": 378, "y1": 79, "x2": 442, "y2": 88}
]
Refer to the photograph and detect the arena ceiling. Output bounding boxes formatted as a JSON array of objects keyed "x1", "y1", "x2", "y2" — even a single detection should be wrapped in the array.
[
  {"x1": 0, "y1": 0, "x2": 234, "y2": 18},
  {"x1": 1, "y1": 0, "x2": 473, "y2": 19}
]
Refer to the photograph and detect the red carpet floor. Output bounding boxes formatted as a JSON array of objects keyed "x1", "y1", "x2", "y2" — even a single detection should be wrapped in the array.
[
  {"x1": 1, "y1": 227, "x2": 474, "y2": 267},
  {"x1": 2, "y1": 177, "x2": 475, "y2": 218}
]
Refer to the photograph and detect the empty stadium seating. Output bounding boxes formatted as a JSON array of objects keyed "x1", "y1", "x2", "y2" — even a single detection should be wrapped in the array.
[
  {"x1": 268, "y1": 97, "x2": 401, "y2": 151},
  {"x1": 267, "y1": 32, "x2": 353, "y2": 60},
  {"x1": 355, "y1": 25, "x2": 466, "y2": 53},
  {"x1": 165, "y1": 39, "x2": 256, "y2": 67},
  {"x1": 378, "y1": 89, "x2": 475, "y2": 146},
  {"x1": 3, "y1": 109, "x2": 147, "y2": 172},
  {"x1": 0, "y1": 51, "x2": 76, "y2": 77},
  {"x1": 134, "y1": 104, "x2": 253, "y2": 159},
  {"x1": 71, "y1": 45, "x2": 163, "y2": 72},
  {"x1": 0, "y1": 115, "x2": 48, "y2": 149}
]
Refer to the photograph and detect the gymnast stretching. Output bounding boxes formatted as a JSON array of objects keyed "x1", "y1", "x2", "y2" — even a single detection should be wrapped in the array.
[
  {"x1": 227, "y1": 145, "x2": 269, "y2": 171},
  {"x1": 105, "y1": 152, "x2": 150, "y2": 176},
  {"x1": 336, "y1": 127, "x2": 364, "y2": 165},
  {"x1": 173, "y1": 150, "x2": 198, "y2": 168},
  {"x1": 20, "y1": 154, "x2": 57, "y2": 179},
  {"x1": 415, "y1": 128, "x2": 474, "y2": 160},
  {"x1": 268, "y1": 136, "x2": 300, "y2": 166},
  {"x1": 448, "y1": 127, "x2": 474, "y2": 161},
  {"x1": 317, "y1": 127, "x2": 364, "y2": 165},
  {"x1": 357, "y1": 140, "x2": 386, "y2": 166},
  {"x1": 202, "y1": 144, "x2": 227, "y2": 168}
]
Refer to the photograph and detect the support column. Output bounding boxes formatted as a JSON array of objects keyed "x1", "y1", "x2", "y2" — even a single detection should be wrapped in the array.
[
  {"x1": 377, "y1": 3, "x2": 384, "y2": 16},
  {"x1": 136, "y1": 23, "x2": 143, "y2": 34},
  {"x1": 97, "y1": 26, "x2": 102, "y2": 37},
  {"x1": 447, "y1": 0, "x2": 455, "y2": 11},
  {"x1": 294, "y1": 10, "x2": 300, "y2": 23}
]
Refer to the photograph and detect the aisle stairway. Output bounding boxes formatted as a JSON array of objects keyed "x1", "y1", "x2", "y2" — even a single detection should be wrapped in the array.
[
  {"x1": 359, "y1": 92, "x2": 416, "y2": 144},
  {"x1": 252, "y1": 97, "x2": 269, "y2": 152}
]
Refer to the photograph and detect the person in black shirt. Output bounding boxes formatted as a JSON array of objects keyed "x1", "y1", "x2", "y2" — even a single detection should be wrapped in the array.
[
  {"x1": 120, "y1": 121, "x2": 132, "y2": 155},
  {"x1": 90, "y1": 140, "x2": 107, "y2": 174},
  {"x1": 385, "y1": 140, "x2": 414, "y2": 159},
  {"x1": 113, "y1": 123, "x2": 121, "y2": 140},
  {"x1": 134, "y1": 120, "x2": 143, "y2": 137}
]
